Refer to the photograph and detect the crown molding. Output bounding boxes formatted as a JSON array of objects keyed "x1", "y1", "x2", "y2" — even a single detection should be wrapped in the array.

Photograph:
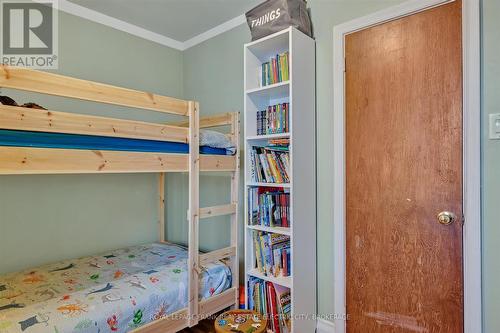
[
  {"x1": 52, "y1": 0, "x2": 185, "y2": 50},
  {"x1": 42, "y1": 0, "x2": 246, "y2": 51}
]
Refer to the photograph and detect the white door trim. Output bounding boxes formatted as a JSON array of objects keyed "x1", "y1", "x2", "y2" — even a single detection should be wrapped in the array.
[{"x1": 331, "y1": 1, "x2": 481, "y2": 333}]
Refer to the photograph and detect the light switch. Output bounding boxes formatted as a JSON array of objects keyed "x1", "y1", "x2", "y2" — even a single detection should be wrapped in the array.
[{"x1": 490, "y1": 114, "x2": 500, "y2": 139}]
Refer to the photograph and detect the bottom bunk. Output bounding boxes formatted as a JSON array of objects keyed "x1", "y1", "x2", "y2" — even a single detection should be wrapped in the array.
[{"x1": 0, "y1": 242, "x2": 232, "y2": 333}]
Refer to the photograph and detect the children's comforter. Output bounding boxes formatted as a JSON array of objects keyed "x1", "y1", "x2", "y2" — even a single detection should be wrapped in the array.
[{"x1": 0, "y1": 243, "x2": 231, "y2": 332}]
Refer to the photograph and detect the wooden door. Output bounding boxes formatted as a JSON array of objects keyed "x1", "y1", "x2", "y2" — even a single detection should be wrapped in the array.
[{"x1": 345, "y1": 1, "x2": 463, "y2": 332}]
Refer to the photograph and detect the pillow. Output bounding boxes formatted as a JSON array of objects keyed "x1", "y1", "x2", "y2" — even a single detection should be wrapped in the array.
[{"x1": 199, "y1": 129, "x2": 235, "y2": 149}]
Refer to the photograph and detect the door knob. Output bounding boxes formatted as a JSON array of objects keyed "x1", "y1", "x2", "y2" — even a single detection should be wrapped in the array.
[{"x1": 437, "y1": 211, "x2": 456, "y2": 225}]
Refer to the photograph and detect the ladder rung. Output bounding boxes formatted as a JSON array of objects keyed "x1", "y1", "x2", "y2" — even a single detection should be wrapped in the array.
[
  {"x1": 199, "y1": 203, "x2": 236, "y2": 219},
  {"x1": 199, "y1": 246, "x2": 236, "y2": 266}
]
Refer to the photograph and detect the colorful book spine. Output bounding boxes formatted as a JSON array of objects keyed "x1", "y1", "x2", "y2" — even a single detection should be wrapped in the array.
[
  {"x1": 250, "y1": 145, "x2": 290, "y2": 184},
  {"x1": 252, "y1": 231, "x2": 291, "y2": 277},
  {"x1": 256, "y1": 103, "x2": 289, "y2": 136},
  {"x1": 248, "y1": 279, "x2": 291, "y2": 333},
  {"x1": 260, "y1": 52, "x2": 289, "y2": 87},
  {"x1": 248, "y1": 187, "x2": 291, "y2": 228},
  {"x1": 274, "y1": 284, "x2": 291, "y2": 333}
]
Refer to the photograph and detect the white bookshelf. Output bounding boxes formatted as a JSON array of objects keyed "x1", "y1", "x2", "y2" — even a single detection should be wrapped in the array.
[{"x1": 244, "y1": 27, "x2": 316, "y2": 333}]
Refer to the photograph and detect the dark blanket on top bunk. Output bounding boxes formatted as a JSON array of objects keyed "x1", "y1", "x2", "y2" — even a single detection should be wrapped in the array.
[{"x1": 0, "y1": 130, "x2": 231, "y2": 155}]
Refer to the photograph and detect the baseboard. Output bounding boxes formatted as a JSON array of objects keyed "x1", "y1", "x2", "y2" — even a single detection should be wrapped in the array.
[{"x1": 316, "y1": 319, "x2": 335, "y2": 333}]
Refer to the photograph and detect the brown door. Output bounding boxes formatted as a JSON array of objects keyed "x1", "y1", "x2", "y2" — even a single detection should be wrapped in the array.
[{"x1": 345, "y1": 1, "x2": 463, "y2": 332}]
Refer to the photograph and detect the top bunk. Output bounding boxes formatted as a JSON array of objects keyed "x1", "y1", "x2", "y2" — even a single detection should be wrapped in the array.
[{"x1": 0, "y1": 66, "x2": 238, "y2": 175}]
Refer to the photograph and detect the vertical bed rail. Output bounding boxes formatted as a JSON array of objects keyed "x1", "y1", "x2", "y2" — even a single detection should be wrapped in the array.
[
  {"x1": 230, "y1": 112, "x2": 240, "y2": 307},
  {"x1": 158, "y1": 172, "x2": 165, "y2": 243},
  {"x1": 188, "y1": 101, "x2": 200, "y2": 327}
]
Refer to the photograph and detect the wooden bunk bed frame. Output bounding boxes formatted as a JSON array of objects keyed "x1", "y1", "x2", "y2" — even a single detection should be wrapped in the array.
[{"x1": 0, "y1": 66, "x2": 240, "y2": 332}]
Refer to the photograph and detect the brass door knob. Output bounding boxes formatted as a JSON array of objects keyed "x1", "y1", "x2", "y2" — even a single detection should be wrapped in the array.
[{"x1": 437, "y1": 211, "x2": 456, "y2": 225}]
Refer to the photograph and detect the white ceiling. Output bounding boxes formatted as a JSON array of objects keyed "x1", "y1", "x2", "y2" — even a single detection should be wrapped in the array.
[{"x1": 67, "y1": 0, "x2": 261, "y2": 42}]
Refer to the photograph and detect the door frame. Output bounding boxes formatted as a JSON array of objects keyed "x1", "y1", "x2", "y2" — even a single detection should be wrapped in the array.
[{"x1": 332, "y1": 0, "x2": 481, "y2": 332}]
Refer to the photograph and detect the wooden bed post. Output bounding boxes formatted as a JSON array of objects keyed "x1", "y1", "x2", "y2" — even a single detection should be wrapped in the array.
[
  {"x1": 230, "y1": 112, "x2": 240, "y2": 308},
  {"x1": 158, "y1": 172, "x2": 165, "y2": 243},
  {"x1": 188, "y1": 101, "x2": 200, "y2": 327}
]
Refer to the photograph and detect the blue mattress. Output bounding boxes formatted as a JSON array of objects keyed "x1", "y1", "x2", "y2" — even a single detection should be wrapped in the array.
[{"x1": 0, "y1": 129, "x2": 229, "y2": 155}]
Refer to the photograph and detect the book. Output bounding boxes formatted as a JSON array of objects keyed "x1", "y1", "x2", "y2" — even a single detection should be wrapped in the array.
[
  {"x1": 250, "y1": 145, "x2": 290, "y2": 184},
  {"x1": 268, "y1": 282, "x2": 280, "y2": 333},
  {"x1": 253, "y1": 230, "x2": 264, "y2": 272},
  {"x1": 250, "y1": 150, "x2": 257, "y2": 181},
  {"x1": 258, "y1": 151, "x2": 274, "y2": 182},
  {"x1": 247, "y1": 187, "x2": 291, "y2": 228},
  {"x1": 260, "y1": 52, "x2": 289, "y2": 87},
  {"x1": 262, "y1": 233, "x2": 273, "y2": 276},
  {"x1": 274, "y1": 284, "x2": 291, "y2": 333},
  {"x1": 256, "y1": 102, "x2": 289, "y2": 136},
  {"x1": 252, "y1": 231, "x2": 291, "y2": 277},
  {"x1": 267, "y1": 152, "x2": 283, "y2": 183},
  {"x1": 282, "y1": 248, "x2": 288, "y2": 276},
  {"x1": 248, "y1": 276, "x2": 258, "y2": 311},
  {"x1": 248, "y1": 278, "x2": 291, "y2": 333},
  {"x1": 273, "y1": 244, "x2": 288, "y2": 277}
]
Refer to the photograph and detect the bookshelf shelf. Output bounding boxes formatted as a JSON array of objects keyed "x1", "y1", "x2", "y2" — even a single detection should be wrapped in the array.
[
  {"x1": 246, "y1": 81, "x2": 290, "y2": 97},
  {"x1": 246, "y1": 182, "x2": 291, "y2": 188},
  {"x1": 244, "y1": 27, "x2": 316, "y2": 333},
  {"x1": 247, "y1": 225, "x2": 291, "y2": 236},
  {"x1": 246, "y1": 133, "x2": 291, "y2": 141},
  {"x1": 247, "y1": 268, "x2": 293, "y2": 289},
  {"x1": 245, "y1": 28, "x2": 290, "y2": 56}
]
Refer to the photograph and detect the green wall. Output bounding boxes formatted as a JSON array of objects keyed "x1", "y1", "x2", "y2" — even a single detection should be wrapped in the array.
[
  {"x1": 0, "y1": 11, "x2": 184, "y2": 274},
  {"x1": 482, "y1": 0, "x2": 500, "y2": 331}
]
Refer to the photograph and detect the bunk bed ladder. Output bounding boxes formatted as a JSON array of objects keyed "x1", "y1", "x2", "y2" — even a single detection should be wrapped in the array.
[
  {"x1": 198, "y1": 112, "x2": 241, "y2": 312},
  {"x1": 194, "y1": 112, "x2": 240, "y2": 324},
  {"x1": 157, "y1": 110, "x2": 240, "y2": 327}
]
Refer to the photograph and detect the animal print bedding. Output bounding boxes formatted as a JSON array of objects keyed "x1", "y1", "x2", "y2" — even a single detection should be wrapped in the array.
[{"x1": 0, "y1": 243, "x2": 231, "y2": 332}]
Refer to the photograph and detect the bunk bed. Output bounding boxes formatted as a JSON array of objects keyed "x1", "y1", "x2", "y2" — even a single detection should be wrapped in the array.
[{"x1": 0, "y1": 66, "x2": 240, "y2": 333}]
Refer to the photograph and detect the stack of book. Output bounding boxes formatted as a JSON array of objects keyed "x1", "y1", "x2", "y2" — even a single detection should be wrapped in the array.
[
  {"x1": 250, "y1": 144, "x2": 290, "y2": 184},
  {"x1": 248, "y1": 278, "x2": 291, "y2": 333},
  {"x1": 268, "y1": 138, "x2": 289, "y2": 146},
  {"x1": 248, "y1": 187, "x2": 290, "y2": 228},
  {"x1": 253, "y1": 231, "x2": 291, "y2": 277},
  {"x1": 261, "y1": 52, "x2": 289, "y2": 86},
  {"x1": 257, "y1": 103, "x2": 289, "y2": 135}
]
